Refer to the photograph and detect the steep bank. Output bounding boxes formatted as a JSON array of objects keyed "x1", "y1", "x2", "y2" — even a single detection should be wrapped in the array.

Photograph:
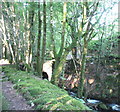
[
  {"x1": 63, "y1": 57, "x2": 119, "y2": 104},
  {"x1": 2, "y1": 66, "x2": 90, "y2": 111}
]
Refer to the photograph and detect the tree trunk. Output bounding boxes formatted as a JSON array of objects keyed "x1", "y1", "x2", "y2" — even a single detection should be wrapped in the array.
[
  {"x1": 51, "y1": 2, "x2": 67, "y2": 85},
  {"x1": 78, "y1": 37, "x2": 88, "y2": 98},
  {"x1": 72, "y1": 47, "x2": 77, "y2": 59},
  {"x1": 77, "y1": 2, "x2": 88, "y2": 98},
  {"x1": 39, "y1": 0, "x2": 46, "y2": 77},
  {"x1": 2, "y1": 2, "x2": 16, "y2": 63},
  {"x1": 26, "y1": 3, "x2": 35, "y2": 72},
  {"x1": 51, "y1": 50, "x2": 69, "y2": 85},
  {"x1": 36, "y1": 2, "x2": 42, "y2": 76},
  {"x1": 50, "y1": 0, "x2": 56, "y2": 57}
]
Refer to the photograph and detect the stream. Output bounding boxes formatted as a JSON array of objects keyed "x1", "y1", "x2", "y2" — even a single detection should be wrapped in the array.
[{"x1": 69, "y1": 92, "x2": 120, "y2": 111}]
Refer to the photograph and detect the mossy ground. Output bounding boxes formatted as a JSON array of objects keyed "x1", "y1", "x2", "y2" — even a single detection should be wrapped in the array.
[
  {"x1": 2, "y1": 66, "x2": 90, "y2": 111},
  {"x1": 0, "y1": 91, "x2": 9, "y2": 110}
]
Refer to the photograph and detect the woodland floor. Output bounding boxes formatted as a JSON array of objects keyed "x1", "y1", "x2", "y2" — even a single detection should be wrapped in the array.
[{"x1": 1, "y1": 72, "x2": 33, "y2": 110}]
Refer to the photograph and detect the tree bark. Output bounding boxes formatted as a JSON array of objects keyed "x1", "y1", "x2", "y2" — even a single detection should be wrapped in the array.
[
  {"x1": 36, "y1": 2, "x2": 42, "y2": 76},
  {"x1": 78, "y1": 37, "x2": 88, "y2": 98},
  {"x1": 51, "y1": 2, "x2": 67, "y2": 85},
  {"x1": 39, "y1": 0, "x2": 46, "y2": 77},
  {"x1": 51, "y1": 50, "x2": 69, "y2": 85},
  {"x1": 78, "y1": 2, "x2": 88, "y2": 98},
  {"x1": 77, "y1": 1, "x2": 99, "y2": 98},
  {"x1": 1, "y1": 2, "x2": 16, "y2": 63},
  {"x1": 26, "y1": 3, "x2": 35, "y2": 72}
]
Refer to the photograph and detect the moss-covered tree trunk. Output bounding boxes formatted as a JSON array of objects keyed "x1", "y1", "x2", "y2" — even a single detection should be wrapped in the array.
[
  {"x1": 77, "y1": 1, "x2": 99, "y2": 98},
  {"x1": 77, "y1": 2, "x2": 88, "y2": 98},
  {"x1": 51, "y1": 2, "x2": 67, "y2": 85},
  {"x1": 51, "y1": 50, "x2": 69, "y2": 85},
  {"x1": 78, "y1": 38, "x2": 88, "y2": 98}
]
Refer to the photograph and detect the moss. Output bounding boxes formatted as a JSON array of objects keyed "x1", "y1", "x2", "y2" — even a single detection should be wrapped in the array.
[
  {"x1": 0, "y1": 94, "x2": 9, "y2": 110},
  {"x1": 2, "y1": 66, "x2": 90, "y2": 111},
  {"x1": 98, "y1": 103, "x2": 108, "y2": 110}
]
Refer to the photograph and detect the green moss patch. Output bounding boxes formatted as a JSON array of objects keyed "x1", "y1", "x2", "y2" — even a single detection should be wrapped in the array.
[
  {"x1": 1, "y1": 94, "x2": 9, "y2": 110},
  {"x1": 2, "y1": 66, "x2": 90, "y2": 111}
]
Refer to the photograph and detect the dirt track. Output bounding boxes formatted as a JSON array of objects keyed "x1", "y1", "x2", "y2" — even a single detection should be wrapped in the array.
[{"x1": 1, "y1": 72, "x2": 33, "y2": 110}]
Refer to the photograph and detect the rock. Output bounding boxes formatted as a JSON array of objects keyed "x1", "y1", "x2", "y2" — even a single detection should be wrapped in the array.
[
  {"x1": 109, "y1": 104, "x2": 120, "y2": 111},
  {"x1": 98, "y1": 102, "x2": 108, "y2": 110}
]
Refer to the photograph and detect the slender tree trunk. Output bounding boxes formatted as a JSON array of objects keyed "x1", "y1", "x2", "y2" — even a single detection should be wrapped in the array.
[
  {"x1": 72, "y1": 47, "x2": 77, "y2": 59},
  {"x1": 28, "y1": 9, "x2": 34, "y2": 65},
  {"x1": 71, "y1": 47, "x2": 77, "y2": 70},
  {"x1": 77, "y1": 2, "x2": 88, "y2": 98},
  {"x1": 39, "y1": 0, "x2": 46, "y2": 77},
  {"x1": 77, "y1": 2, "x2": 99, "y2": 99},
  {"x1": 58, "y1": 2, "x2": 67, "y2": 57},
  {"x1": 50, "y1": 0, "x2": 56, "y2": 57},
  {"x1": 96, "y1": 32, "x2": 104, "y2": 80},
  {"x1": 26, "y1": 3, "x2": 35, "y2": 71},
  {"x1": 2, "y1": 2, "x2": 16, "y2": 63},
  {"x1": 24, "y1": 3, "x2": 29, "y2": 66},
  {"x1": 36, "y1": 2, "x2": 42, "y2": 76},
  {"x1": 78, "y1": 37, "x2": 88, "y2": 98}
]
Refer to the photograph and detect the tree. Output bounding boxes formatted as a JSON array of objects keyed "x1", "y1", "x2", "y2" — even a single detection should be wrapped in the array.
[
  {"x1": 38, "y1": 0, "x2": 47, "y2": 77},
  {"x1": 25, "y1": 2, "x2": 35, "y2": 71},
  {"x1": 1, "y1": 2, "x2": 19, "y2": 65},
  {"x1": 36, "y1": 2, "x2": 42, "y2": 76},
  {"x1": 77, "y1": 0, "x2": 118, "y2": 98},
  {"x1": 51, "y1": 2, "x2": 80, "y2": 85},
  {"x1": 51, "y1": 2, "x2": 67, "y2": 85},
  {"x1": 1, "y1": 1, "x2": 118, "y2": 95},
  {"x1": 77, "y1": 1, "x2": 100, "y2": 98}
]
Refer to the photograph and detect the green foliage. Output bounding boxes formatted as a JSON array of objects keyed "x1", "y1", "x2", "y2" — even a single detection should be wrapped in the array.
[
  {"x1": 88, "y1": 40, "x2": 100, "y2": 52},
  {"x1": 2, "y1": 66, "x2": 90, "y2": 111},
  {"x1": 88, "y1": 35, "x2": 118, "y2": 58}
]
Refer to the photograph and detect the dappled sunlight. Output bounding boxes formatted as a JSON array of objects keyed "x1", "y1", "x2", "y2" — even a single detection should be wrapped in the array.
[
  {"x1": 67, "y1": 75, "x2": 72, "y2": 80},
  {"x1": 88, "y1": 79, "x2": 95, "y2": 84},
  {"x1": 0, "y1": 59, "x2": 10, "y2": 65},
  {"x1": 71, "y1": 78, "x2": 78, "y2": 88},
  {"x1": 56, "y1": 94, "x2": 68, "y2": 100},
  {"x1": 50, "y1": 102, "x2": 61, "y2": 110},
  {"x1": 110, "y1": 65, "x2": 113, "y2": 68},
  {"x1": 1, "y1": 1, "x2": 119, "y2": 111},
  {"x1": 84, "y1": 79, "x2": 87, "y2": 84},
  {"x1": 3, "y1": 66, "x2": 90, "y2": 110},
  {"x1": 66, "y1": 99, "x2": 72, "y2": 104},
  {"x1": 110, "y1": 89, "x2": 113, "y2": 94}
]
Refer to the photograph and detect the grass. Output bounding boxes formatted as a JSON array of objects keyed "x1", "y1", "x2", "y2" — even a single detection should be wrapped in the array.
[
  {"x1": 0, "y1": 66, "x2": 8, "y2": 110},
  {"x1": 2, "y1": 66, "x2": 91, "y2": 111},
  {"x1": 0, "y1": 93, "x2": 9, "y2": 110}
]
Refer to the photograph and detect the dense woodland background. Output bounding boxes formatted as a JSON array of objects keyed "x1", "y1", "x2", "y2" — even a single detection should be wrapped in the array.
[{"x1": 0, "y1": 0, "x2": 120, "y2": 107}]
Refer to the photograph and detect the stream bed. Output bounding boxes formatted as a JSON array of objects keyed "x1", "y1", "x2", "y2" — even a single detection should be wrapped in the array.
[{"x1": 69, "y1": 92, "x2": 120, "y2": 111}]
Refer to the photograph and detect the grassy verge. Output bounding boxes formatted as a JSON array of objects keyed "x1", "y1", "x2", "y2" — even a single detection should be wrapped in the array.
[
  {"x1": 2, "y1": 66, "x2": 91, "y2": 111},
  {"x1": 0, "y1": 88, "x2": 9, "y2": 110},
  {"x1": 1, "y1": 94, "x2": 9, "y2": 110}
]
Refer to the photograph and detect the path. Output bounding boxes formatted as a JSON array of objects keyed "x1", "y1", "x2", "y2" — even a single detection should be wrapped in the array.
[{"x1": 1, "y1": 72, "x2": 33, "y2": 110}]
